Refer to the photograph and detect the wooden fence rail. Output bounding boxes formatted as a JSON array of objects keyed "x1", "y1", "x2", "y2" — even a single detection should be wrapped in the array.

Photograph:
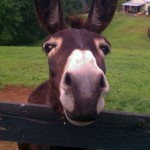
[
  {"x1": 0, "y1": 101, "x2": 150, "y2": 150},
  {"x1": 148, "y1": 28, "x2": 150, "y2": 39}
]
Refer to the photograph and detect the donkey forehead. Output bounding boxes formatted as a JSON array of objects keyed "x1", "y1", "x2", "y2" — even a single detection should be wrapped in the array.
[
  {"x1": 45, "y1": 29, "x2": 108, "y2": 74},
  {"x1": 44, "y1": 29, "x2": 109, "y2": 49}
]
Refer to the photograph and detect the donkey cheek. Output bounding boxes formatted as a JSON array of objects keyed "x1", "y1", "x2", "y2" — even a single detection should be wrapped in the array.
[
  {"x1": 60, "y1": 90, "x2": 75, "y2": 113},
  {"x1": 97, "y1": 97, "x2": 105, "y2": 114}
]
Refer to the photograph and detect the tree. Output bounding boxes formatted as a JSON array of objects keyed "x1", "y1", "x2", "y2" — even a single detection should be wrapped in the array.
[
  {"x1": 62, "y1": 0, "x2": 83, "y2": 16},
  {"x1": 0, "y1": 0, "x2": 23, "y2": 45},
  {"x1": 0, "y1": 0, "x2": 45, "y2": 45},
  {"x1": 1, "y1": 0, "x2": 91, "y2": 45},
  {"x1": 117, "y1": 0, "x2": 129, "y2": 11}
]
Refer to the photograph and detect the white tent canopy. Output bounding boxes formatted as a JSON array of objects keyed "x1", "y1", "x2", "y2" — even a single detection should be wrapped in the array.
[{"x1": 122, "y1": 2, "x2": 145, "y2": 6}]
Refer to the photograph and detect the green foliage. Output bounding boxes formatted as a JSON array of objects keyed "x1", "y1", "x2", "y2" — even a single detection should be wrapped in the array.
[
  {"x1": 62, "y1": 0, "x2": 83, "y2": 16},
  {"x1": 0, "y1": 0, "x2": 92, "y2": 45},
  {"x1": 0, "y1": 0, "x2": 45, "y2": 45},
  {"x1": 0, "y1": 0, "x2": 23, "y2": 44},
  {"x1": 86, "y1": 0, "x2": 92, "y2": 6},
  {"x1": 117, "y1": 0, "x2": 128, "y2": 10}
]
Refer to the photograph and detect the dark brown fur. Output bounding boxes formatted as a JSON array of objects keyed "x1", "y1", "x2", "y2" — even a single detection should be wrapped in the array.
[{"x1": 18, "y1": 0, "x2": 118, "y2": 149}]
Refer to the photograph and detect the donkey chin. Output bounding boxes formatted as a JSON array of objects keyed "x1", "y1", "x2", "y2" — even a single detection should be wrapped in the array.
[
  {"x1": 64, "y1": 98, "x2": 105, "y2": 126},
  {"x1": 60, "y1": 87, "x2": 109, "y2": 126}
]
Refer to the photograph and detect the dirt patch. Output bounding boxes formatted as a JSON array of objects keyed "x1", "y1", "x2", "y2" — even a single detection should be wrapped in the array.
[
  {"x1": 0, "y1": 141, "x2": 18, "y2": 150},
  {"x1": 0, "y1": 86, "x2": 34, "y2": 103},
  {"x1": 0, "y1": 86, "x2": 34, "y2": 150}
]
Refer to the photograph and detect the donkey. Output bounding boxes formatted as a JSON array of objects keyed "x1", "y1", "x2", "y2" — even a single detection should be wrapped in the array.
[{"x1": 18, "y1": 0, "x2": 118, "y2": 149}]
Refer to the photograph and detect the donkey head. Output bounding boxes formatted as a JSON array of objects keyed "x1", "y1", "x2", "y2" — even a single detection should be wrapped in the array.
[{"x1": 34, "y1": 0, "x2": 117, "y2": 126}]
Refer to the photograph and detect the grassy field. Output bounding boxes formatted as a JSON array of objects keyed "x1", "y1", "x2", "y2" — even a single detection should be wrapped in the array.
[
  {"x1": 0, "y1": 46, "x2": 48, "y2": 87},
  {"x1": 102, "y1": 12, "x2": 150, "y2": 113},
  {"x1": 0, "y1": 12, "x2": 150, "y2": 113}
]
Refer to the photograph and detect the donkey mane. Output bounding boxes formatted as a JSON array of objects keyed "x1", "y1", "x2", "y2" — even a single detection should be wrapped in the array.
[{"x1": 67, "y1": 16, "x2": 85, "y2": 29}]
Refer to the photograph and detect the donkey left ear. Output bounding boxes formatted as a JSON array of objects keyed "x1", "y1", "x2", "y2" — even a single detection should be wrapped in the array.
[
  {"x1": 84, "y1": 0, "x2": 118, "y2": 33},
  {"x1": 34, "y1": 0, "x2": 66, "y2": 34}
]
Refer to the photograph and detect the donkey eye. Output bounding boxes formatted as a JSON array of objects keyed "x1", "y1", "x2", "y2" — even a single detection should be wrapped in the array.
[
  {"x1": 99, "y1": 45, "x2": 110, "y2": 55},
  {"x1": 43, "y1": 43, "x2": 57, "y2": 54}
]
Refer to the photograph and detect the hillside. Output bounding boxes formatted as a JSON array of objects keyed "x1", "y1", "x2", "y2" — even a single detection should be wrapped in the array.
[{"x1": 103, "y1": 12, "x2": 150, "y2": 50}]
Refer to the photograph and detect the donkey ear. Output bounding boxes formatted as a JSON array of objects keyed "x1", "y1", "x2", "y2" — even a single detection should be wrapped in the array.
[
  {"x1": 34, "y1": 0, "x2": 66, "y2": 34},
  {"x1": 84, "y1": 0, "x2": 118, "y2": 33}
]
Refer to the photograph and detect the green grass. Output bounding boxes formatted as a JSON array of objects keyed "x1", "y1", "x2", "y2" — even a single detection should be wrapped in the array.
[
  {"x1": 105, "y1": 48, "x2": 150, "y2": 113},
  {"x1": 103, "y1": 12, "x2": 150, "y2": 50},
  {"x1": 0, "y1": 46, "x2": 48, "y2": 88},
  {"x1": 0, "y1": 12, "x2": 150, "y2": 113},
  {"x1": 102, "y1": 12, "x2": 150, "y2": 113}
]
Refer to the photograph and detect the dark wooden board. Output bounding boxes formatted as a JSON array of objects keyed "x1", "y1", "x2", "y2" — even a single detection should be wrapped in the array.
[
  {"x1": 0, "y1": 101, "x2": 150, "y2": 150},
  {"x1": 148, "y1": 28, "x2": 150, "y2": 39}
]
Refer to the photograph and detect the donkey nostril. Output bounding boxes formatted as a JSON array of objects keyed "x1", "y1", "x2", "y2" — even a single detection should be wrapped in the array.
[
  {"x1": 100, "y1": 75, "x2": 106, "y2": 89},
  {"x1": 65, "y1": 73, "x2": 72, "y2": 86}
]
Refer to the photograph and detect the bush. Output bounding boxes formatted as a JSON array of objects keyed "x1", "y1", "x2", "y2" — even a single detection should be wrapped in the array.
[
  {"x1": 62, "y1": 0, "x2": 83, "y2": 16},
  {"x1": 117, "y1": 0, "x2": 127, "y2": 10},
  {"x1": 0, "y1": 0, "x2": 92, "y2": 45},
  {"x1": 0, "y1": 0, "x2": 45, "y2": 45}
]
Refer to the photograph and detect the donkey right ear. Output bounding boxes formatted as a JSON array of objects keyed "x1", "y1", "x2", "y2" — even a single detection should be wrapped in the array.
[
  {"x1": 84, "y1": 0, "x2": 118, "y2": 33},
  {"x1": 34, "y1": 0, "x2": 66, "y2": 34}
]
